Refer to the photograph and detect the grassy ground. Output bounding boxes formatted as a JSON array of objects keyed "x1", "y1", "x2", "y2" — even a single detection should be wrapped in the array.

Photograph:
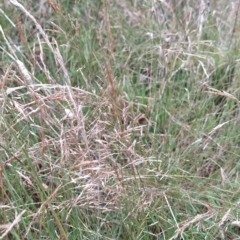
[{"x1": 1, "y1": 0, "x2": 240, "y2": 239}]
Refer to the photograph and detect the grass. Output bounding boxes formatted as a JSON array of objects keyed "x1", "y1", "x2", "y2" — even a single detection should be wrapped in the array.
[{"x1": 1, "y1": 0, "x2": 240, "y2": 239}]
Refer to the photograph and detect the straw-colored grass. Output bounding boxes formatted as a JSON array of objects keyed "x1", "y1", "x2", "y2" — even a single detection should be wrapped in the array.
[{"x1": 1, "y1": 0, "x2": 240, "y2": 239}]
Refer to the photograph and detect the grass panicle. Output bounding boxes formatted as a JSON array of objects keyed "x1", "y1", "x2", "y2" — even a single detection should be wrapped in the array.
[{"x1": 1, "y1": 0, "x2": 240, "y2": 239}]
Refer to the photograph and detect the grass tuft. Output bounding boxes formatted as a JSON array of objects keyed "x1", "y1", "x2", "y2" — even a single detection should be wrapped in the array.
[{"x1": 1, "y1": 0, "x2": 240, "y2": 239}]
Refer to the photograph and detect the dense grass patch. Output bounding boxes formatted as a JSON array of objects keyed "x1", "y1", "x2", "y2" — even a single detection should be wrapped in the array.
[{"x1": 1, "y1": 0, "x2": 240, "y2": 239}]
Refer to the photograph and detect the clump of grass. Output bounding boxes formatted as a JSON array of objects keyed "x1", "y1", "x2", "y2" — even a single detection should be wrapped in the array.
[{"x1": 1, "y1": 0, "x2": 240, "y2": 239}]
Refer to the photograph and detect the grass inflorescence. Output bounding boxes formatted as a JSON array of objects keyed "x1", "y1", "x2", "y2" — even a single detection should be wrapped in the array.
[{"x1": 1, "y1": 0, "x2": 240, "y2": 239}]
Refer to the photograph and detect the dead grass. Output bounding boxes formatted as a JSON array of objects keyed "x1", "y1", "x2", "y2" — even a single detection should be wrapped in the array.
[{"x1": 1, "y1": 0, "x2": 240, "y2": 239}]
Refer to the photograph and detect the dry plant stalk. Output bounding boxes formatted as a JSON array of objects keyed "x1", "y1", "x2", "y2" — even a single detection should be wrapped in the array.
[
  {"x1": 15, "y1": 15, "x2": 29, "y2": 58},
  {"x1": 46, "y1": 0, "x2": 62, "y2": 13},
  {"x1": 0, "y1": 210, "x2": 26, "y2": 240},
  {"x1": 169, "y1": 210, "x2": 216, "y2": 240},
  {"x1": 0, "y1": 63, "x2": 13, "y2": 89},
  {"x1": 103, "y1": 0, "x2": 114, "y2": 56}
]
